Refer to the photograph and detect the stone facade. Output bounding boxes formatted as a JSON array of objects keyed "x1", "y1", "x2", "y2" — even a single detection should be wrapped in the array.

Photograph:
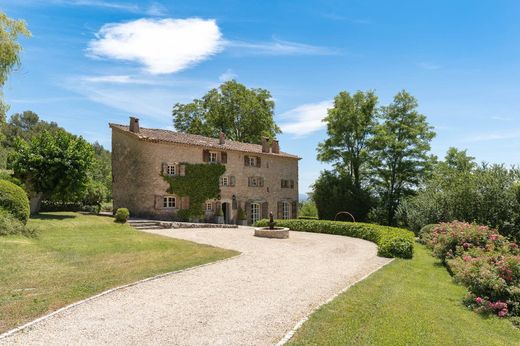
[{"x1": 111, "y1": 118, "x2": 299, "y2": 224}]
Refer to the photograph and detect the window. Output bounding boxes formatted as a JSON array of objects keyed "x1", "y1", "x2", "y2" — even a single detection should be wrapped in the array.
[
  {"x1": 220, "y1": 176, "x2": 228, "y2": 186},
  {"x1": 163, "y1": 196, "x2": 176, "y2": 208},
  {"x1": 166, "y1": 164, "x2": 176, "y2": 176},
  {"x1": 281, "y1": 179, "x2": 289, "y2": 188},
  {"x1": 251, "y1": 203, "x2": 260, "y2": 224},
  {"x1": 282, "y1": 201, "x2": 290, "y2": 219},
  {"x1": 209, "y1": 152, "x2": 218, "y2": 163},
  {"x1": 250, "y1": 177, "x2": 258, "y2": 187},
  {"x1": 249, "y1": 156, "x2": 257, "y2": 167},
  {"x1": 206, "y1": 202, "x2": 213, "y2": 211}
]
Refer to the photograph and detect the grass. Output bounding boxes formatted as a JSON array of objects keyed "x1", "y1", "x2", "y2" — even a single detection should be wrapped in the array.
[
  {"x1": 0, "y1": 212, "x2": 238, "y2": 333},
  {"x1": 288, "y1": 245, "x2": 520, "y2": 346}
]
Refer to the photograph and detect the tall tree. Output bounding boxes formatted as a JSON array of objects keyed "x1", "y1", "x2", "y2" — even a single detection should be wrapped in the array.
[
  {"x1": 173, "y1": 80, "x2": 281, "y2": 144},
  {"x1": 369, "y1": 90, "x2": 435, "y2": 225},
  {"x1": 0, "y1": 12, "x2": 30, "y2": 119},
  {"x1": 11, "y1": 129, "x2": 94, "y2": 211},
  {"x1": 317, "y1": 90, "x2": 377, "y2": 189},
  {"x1": 2, "y1": 110, "x2": 60, "y2": 148}
]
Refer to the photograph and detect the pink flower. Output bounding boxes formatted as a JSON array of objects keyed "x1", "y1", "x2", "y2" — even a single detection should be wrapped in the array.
[
  {"x1": 498, "y1": 309, "x2": 508, "y2": 317},
  {"x1": 489, "y1": 234, "x2": 499, "y2": 241},
  {"x1": 463, "y1": 242, "x2": 471, "y2": 250},
  {"x1": 475, "y1": 297, "x2": 483, "y2": 304}
]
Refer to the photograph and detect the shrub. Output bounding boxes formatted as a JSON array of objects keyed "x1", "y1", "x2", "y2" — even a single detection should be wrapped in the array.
[
  {"x1": 176, "y1": 209, "x2": 190, "y2": 222},
  {"x1": 298, "y1": 216, "x2": 319, "y2": 220},
  {"x1": 237, "y1": 207, "x2": 246, "y2": 221},
  {"x1": 254, "y1": 219, "x2": 415, "y2": 258},
  {"x1": 0, "y1": 179, "x2": 30, "y2": 224},
  {"x1": 115, "y1": 208, "x2": 129, "y2": 223},
  {"x1": 0, "y1": 208, "x2": 36, "y2": 237}
]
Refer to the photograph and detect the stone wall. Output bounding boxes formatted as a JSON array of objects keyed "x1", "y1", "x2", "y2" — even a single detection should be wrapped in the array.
[{"x1": 112, "y1": 128, "x2": 299, "y2": 224}]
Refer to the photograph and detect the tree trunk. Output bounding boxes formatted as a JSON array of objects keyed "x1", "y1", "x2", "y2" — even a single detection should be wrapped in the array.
[{"x1": 30, "y1": 192, "x2": 43, "y2": 215}]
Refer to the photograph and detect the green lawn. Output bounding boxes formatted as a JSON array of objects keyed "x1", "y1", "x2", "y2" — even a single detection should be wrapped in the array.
[
  {"x1": 288, "y1": 245, "x2": 520, "y2": 346},
  {"x1": 0, "y1": 212, "x2": 238, "y2": 333}
]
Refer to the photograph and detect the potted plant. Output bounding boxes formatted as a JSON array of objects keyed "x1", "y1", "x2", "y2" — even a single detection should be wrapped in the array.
[
  {"x1": 215, "y1": 205, "x2": 224, "y2": 224},
  {"x1": 237, "y1": 207, "x2": 247, "y2": 226}
]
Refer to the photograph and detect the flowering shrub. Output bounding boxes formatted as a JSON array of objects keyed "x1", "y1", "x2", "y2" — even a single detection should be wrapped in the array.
[{"x1": 426, "y1": 221, "x2": 520, "y2": 319}]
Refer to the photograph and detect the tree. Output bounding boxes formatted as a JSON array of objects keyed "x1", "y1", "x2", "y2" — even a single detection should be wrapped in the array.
[
  {"x1": 0, "y1": 12, "x2": 31, "y2": 119},
  {"x1": 11, "y1": 129, "x2": 94, "y2": 211},
  {"x1": 369, "y1": 90, "x2": 435, "y2": 225},
  {"x1": 90, "y1": 141, "x2": 112, "y2": 201},
  {"x1": 313, "y1": 170, "x2": 373, "y2": 221},
  {"x1": 317, "y1": 90, "x2": 377, "y2": 189},
  {"x1": 299, "y1": 199, "x2": 318, "y2": 218},
  {"x1": 173, "y1": 80, "x2": 281, "y2": 144},
  {"x1": 2, "y1": 110, "x2": 60, "y2": 148}
]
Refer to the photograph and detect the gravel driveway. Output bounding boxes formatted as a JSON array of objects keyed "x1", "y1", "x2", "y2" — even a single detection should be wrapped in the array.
[{"x1": 2, "y1": 227, "x2": 391, "y2": 346}]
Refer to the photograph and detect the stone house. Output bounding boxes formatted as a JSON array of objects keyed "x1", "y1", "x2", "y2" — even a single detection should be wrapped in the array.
[{"x1": 110, "y1": 117, "x2": 300, "y2": 224}]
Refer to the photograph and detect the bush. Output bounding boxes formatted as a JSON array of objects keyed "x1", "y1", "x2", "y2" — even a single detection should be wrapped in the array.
[
  {"x1": 0, "y1": 208, "x2": 36, "y2": 237},
  {"x1": 418, "y1": 224, "x2": 437, "y2": 244},
  {"x1": 0, "y1": 179, "x2": 30, "y2": 224},
  {"x1": 426, "y1": 221, "x2": 520, "y2": 318},
  {"x1": 298, "y1": 216, "x2": 319, "y2": 220},
  {"x1": 254, "y1": 219, "x2": 415, "y2": 258},
  {"x1": 176, "y1": 209, "x2": 190, "y2": 222},
  {"x1": 115, "y1": 208, "x2": 129, "y2": 223}
]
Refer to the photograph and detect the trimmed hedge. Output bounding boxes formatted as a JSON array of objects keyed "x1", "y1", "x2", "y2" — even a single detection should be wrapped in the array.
[
  {"x1": 298, "y1": 216, "x2": 319, "y2": 220},
  {"x1": 0, "y1": 179, "x2": 30, "y2": 224},
  {"x1": 115, "y1": 208, "x2": 129, "y2": 223},
  {"x1": 255, "y1": 219, "x2": 415, "y2": 258}
]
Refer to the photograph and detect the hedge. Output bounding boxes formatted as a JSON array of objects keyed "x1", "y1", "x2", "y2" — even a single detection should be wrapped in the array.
[
  {"x1": 255, "y1": 219, "x2": 415, "y2": 258},
  {"x1": 0, "y1": 179, "x2": 30, "y2": 224}
]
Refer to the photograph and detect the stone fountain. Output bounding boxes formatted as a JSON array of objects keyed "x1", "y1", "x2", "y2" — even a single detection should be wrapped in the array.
[{"x1": 254, "y1": 212, "x2": 290, "y2": 239}]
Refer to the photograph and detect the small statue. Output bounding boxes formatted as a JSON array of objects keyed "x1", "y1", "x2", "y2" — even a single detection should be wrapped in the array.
[{"x1": 268, "y1": 211, "x2": 275, "y2": 230}]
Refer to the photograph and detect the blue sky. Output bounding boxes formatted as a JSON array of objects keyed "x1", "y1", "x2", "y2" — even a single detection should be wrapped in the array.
[{"x1": 2, "y1": 0, "x2": 520, "y2": 193}]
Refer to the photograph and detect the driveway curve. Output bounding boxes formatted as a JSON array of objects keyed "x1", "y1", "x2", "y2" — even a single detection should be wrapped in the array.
[{"x1": 2, "y1": 227, "x2": 391, "y2": 346}]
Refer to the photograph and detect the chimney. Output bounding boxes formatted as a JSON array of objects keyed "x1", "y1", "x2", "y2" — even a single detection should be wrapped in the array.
[
  {"x1": 129, "y1": 116, "x2": 140, "y2": 133},
  {"x1": 261, "y1": 137, "x2": 270, "y2": 153},
  {"x1": 219, "y1": 132, "x2": 225, "y2": 145},
  {"x1": 271, "y1": 139, "x2": 280, "y2": 154}
]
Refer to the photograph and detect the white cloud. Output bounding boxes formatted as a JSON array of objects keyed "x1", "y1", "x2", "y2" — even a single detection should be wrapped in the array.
[
  {"x1": 43, "y1": 0, "x2": 167, "y2": 16},
  {"x1": 463, "y1": 129, "x2": 520, "y2": 142},
  {"x1": 279, "y1": 100, "x2": 332, "y2": 136},
  {"x1": 225, "y1": 38, "x2": 337, "y2": 56},
  {"x1": 88, "y1": 18, "x2": 224, "y2": 74},
  {"x1": 218, "y1": 69, "x2": 237, "y2": 82}
]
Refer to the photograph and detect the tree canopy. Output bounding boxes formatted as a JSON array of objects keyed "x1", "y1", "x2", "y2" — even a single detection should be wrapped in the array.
[
  {"x1": 317, "y1": 90, "x2": 377, "y2": 189},
  {"x1": 173, "y1": 80, "x2": 281, "y2": 144}
]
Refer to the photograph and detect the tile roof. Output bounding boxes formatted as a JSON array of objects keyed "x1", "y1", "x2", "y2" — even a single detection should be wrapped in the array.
[{"x1": 109, "y1": 124, "x2": 299, "y2": 159}]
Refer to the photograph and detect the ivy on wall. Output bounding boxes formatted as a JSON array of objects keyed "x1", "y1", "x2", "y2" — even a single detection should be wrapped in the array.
[{"x1": 162, "y1": 163, "x2": 225, "y2": 218}]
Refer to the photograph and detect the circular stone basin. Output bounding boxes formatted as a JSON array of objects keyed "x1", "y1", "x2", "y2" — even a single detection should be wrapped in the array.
[{"x1": 254, "y1": 227, "x2": 290, "y2": 239}]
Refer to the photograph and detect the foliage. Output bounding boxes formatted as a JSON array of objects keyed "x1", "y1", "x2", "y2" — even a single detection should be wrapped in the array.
[
  {"x1": 89, "y1": 141, "x2": 112, "y2": 201},
  {"x1": 317, "y1": 90, "x2": 377, "y2": 189},
  {"x1": 287, "y1": 245, "x2": 520, "y2": 345},
  {"x1": 424, "y1": 221, "x2": 520, "y2": 318},
  {"x1": 0, "y1": 208, "x2": 35, "y2": 236},
  {"x1": 10, "y1": 129, "x2": 94, "y2": 207},
  {"x1": 0, "y1": 170, "x2": 22, "y2": 186},
  {"x1": 368, "y1": 90, "x2": 436, "y2": 225},
  {"x1": 163, "y1": 163, "x2": 225, "y2": 218},
  {"x1": 417, "y1": 223, "x2": 437, "y2": 243},
  {"x1": 115, "y1": 208, "x2": 129, "y2": 223},
  {"x1": 0, "y1": 12, "x2": 31, "y2": 119},
  {"x1": 81, "y1": 179, "x2": 107, "y2": 210},
  {"x1": 0, "y1": 212, "x2": 237, "y2": 333},
  {"x1": 254, "y1": 218, "x2": 415, "y2": 258},
  {"x1": 0, "y1": 178, "x2": 29, "y2": 224},
  {"x1": 298, "y1": 199, "x2": 318, "y2": 218},
  {"x1": 172, "y1": 80, "x2": 281, "y2": 144},
  {"x1": 298, "y1": 216, "x2": 318, "y2": 220},
  {"x1": 2, "y1": 110, "x2": 60, "y2": 149},
  {"x1": 312, "y1": 170, "x2": 373, "y2": 221},
  {"x1": 237, "y1": 207, "x2": 246, "y2": 220},
  {"x1": 399, "y1": 148, "x2": 520, "y2": 242}
]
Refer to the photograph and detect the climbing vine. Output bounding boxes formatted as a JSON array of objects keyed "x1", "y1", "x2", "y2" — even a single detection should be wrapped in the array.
[{"x1": 162, "y1": 163, "x2": 225, "y2": 218}]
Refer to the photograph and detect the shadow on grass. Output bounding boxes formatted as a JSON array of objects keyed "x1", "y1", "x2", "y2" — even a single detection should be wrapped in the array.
[{"x1": 31, "y1": 213, "x2": 78, "y2": 220}]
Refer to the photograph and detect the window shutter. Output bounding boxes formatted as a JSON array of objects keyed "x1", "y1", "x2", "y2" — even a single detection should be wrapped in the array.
[
  {"x1": 179, "y1": 164, "x2": 186, "y2": 176},
  {"x1": 256, "y1": 157, "x2": 261, "y2": 167},
  {"x1": 154, "y1": 195, "x2": 163, "y2": 209},
  {"x1": 291, "y1": 201, "x2": 298, "y2": 219},
  {"x1": 215, "y1": 202, "x2": 221, "y2": 214},
  {"x1": 248, "y1": 177, "x2": 251, "y2": 187},
  {"x1": 181, "y1": 196, "x2": 190, "y2": 209},
  {"x1": 258, "y1": 177, "x2": 264, "y2": 187},
  {"x1": 221, "y1": 152, "x2": 227, "y2": 164},
  {"x1": 230, "y1": 176, "x2": 236, "y2": 187},
  {"x1": 244, "y1": 155, "x2": 249, "y2": 166},
  {"x1": 261, "y1": 202, "x2": 268, "y2": 219},
  {"x1": 277, "y1": 201, "x2": 283, "y2": 219},
  {"x1": 161, "y1": 163, "x2": 167, "y2": 175},
  {"x1": 290, "y1": 180, "x2": 294, "y2": 189},
  {"x1": 203, "y1": 149, "x2": 209, "y2": 162}
]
